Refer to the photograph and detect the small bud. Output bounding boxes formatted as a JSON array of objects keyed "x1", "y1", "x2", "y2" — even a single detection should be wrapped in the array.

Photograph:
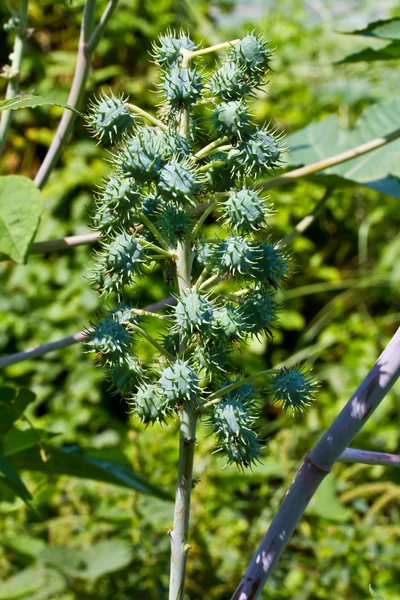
[
  {"x1": 86, "y1": 92, "x2": 135, "y2": 144},
  {"x1": 270, "y1": 366, "x2": 319, "y2": 413}
]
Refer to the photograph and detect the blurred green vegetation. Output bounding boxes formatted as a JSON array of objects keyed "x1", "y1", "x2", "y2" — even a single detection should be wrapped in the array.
[{"x1": 0, "y1": 0, "x2": 400, "y2": 598}]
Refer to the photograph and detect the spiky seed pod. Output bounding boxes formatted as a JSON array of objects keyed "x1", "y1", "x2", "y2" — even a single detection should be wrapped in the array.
[
  {"x1": 270, "y1": 367, "x2": 319, "y2": 413},
  {"x1": 195, "y1": 242, "x2": 217, "y2": 267},
  {"x1": 86, "y1": 92, "x2": 135, "y2": 145},
  {"x1": 161, "y1": 330, "x2": 181, "y2": 356},
  {"x1": 211, "y1": 397, "x2": 262, "y2": 467},
  {"x1": 174, "y1": 289, "x2": 214, "y2": 337},
  {"x1": 162, "y1": 66, "x2": 203, "y2": 109},
  {"x1": 232, "y1": 34, "x2": 272, "y2": 77},
  {"x1": 130, "y1": 383, "x2": 169, "y2": 425},
  {"x1": 252, "y1": 242, "x2": 289, "y2": 288},
  {"x1": 212, "y1": 100, "x2": 252, "y2": 140},
  {"x1": 192, "y1": 340, "x2": 232, "y2": 375},
  {"x1": 108, "y1": 356, "x2": 142, "y2": 396},
  {"x1": 158, "y1": 360, "x2": 199, "y2": 406},
  {"x1": 238, "y1": 291, "x2": 279, "y2": 337},
  {"x1": 214, "y1": 236, "x2": 258, "y2": 277},
  {"x1": 157, "y1": 158, "x2": 202, "y2": 203},
  {"x1": 203, "y1": 154, "x2": 237, "y2": 193},
  {"x1": 151, "y1": 31, "x2": 197, "y2": 68},
  {"x1": 160, "y1": 131, "x2": 190, "y2": 160},
  {"x1": 85, "y1": 314, "x2": 133, "y2": 366},
  {"x1": 208, "y1": 61, "x2": 253, "y2": 101},
  {"x1": 228, "y1": 128, "x2": 282, "y2": 177},
  {"x1": 91, "y1": 233, "x2": 147, "y2": 294},
  {"x1": 212, "y1": 305, "x2": 243, "y2": 341},
  {"x1": 221, "y1": 189, "x2": 270, "y2": 233},
  {"x1": 116, "y1": 127, "x2": 163, "y2": 182},
  {"x1": 156, "y1": 204, "x2": 193, "y2": 246},
  {"x1": 92, "y1": 176, "x2": 142, "y2": 234}
]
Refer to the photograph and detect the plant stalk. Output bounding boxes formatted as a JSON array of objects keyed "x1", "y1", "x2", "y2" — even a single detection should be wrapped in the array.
[
  {"x1": 169, "y1": 57, "x2": 197, "y2": 596},
  {"x1": 34, "y1": 0, "x2": 119, "y2": 189},
  {"x1": 0, "y1": 0, "x2": 29, "y2": 154},
  {"x1": 231, "y1": 327, "x2": 400, "y2": 600}
]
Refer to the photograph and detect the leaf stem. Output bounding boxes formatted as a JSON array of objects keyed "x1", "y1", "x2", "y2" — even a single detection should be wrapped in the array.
[
  {"x1": 203, "y1": 369, "x2": 278, "y2": 408},
  {"x1": 181, "y1": 39, "x2": 240, "y2": 61},
  {"x1": 191, "y1": 202, "x2": 218, "y2": 236},
  {"x1": 0, "y1": 0, "x2": 29, "y2": 155},
  {"x1": 193, "y1": 137, "x2": 228, "y2": 161},
  {"x1": 140, "y1": 213, "x2": 171, "y2": 251},
  {"x1": 255, "y1": 127, "x2": 400, "y2": 193},
  {"x1": 125, "y1": 102, "x2": 168, "y2": 131},
  {"x1": 128, "y1": 324, "x2": 174, "y2": 360},
  {"x1": 130, "y1": 308, "x2": 171, "y2": 322}
]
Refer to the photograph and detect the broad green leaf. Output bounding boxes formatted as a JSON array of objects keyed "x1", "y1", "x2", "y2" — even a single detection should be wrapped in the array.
[
  {"x1": 4, "y1": 428, "x2": 56, "y2": 456},
  {"x1": 0, "y1": 388, "x2": 36, "y2": 436},
  {"x1": 0, "y1": 456, "x2": 31, "y2": 502},
  {"x1": 0, "y1": 405, "x2": 17, "y2": 436},
  {"x1": 0, "y1": 566, "x2": 64, "y2": 600},
  {"x1": 0, "y1": 95, "x2": 84, "y2": 116},
  {"x1": 370, "y1": 585, "x2": 386, "y2": 600},
  {"x1": 307, "y1": 477, "x2": 350, "y2": 522},
  {"x1": 337, "y1": 43, "x2": 400, "y2": 64},
  {"x1": 0, "y1": 176, "x2": 42, "y2": 262},
  {"x1": 40, "y1": 540, "x2": 132, "y2": 581},
  {"x1": 3, "y1": 534, "x2": 46, "y2": 559},
  {"x1": 341, "y1": 17, "x2": 400, "y2": 41},
  {"x1": 7, "y1": 445, "x2": 172, "y2": 500},
  {"x1": 285, "y1": 100, "x2": 400, "y2": 198},
  {"x1": 338, "y1": 18, "x2": 400, "y2": 63}
]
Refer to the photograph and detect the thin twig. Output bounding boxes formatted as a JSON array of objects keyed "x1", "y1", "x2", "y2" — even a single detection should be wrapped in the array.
[
  {"x1": 255, "y1": 127, "x2": 400, "y2": 193},
  {"x1": 231, "y1": 327, "x2": 400, "y2": 600},
  {"x1": 0, "y1": 0, "x2": 29, "y2": 154},
  {"x1": 34, "y1": 0, "x2": 119, "y2": 189},
  {"x1": 125, "y1": 102, "x2": 168, "y2": 131},
  {"x1": 0, "y1": 297, "x2": 175, "y2": 370},
  {"x1": 338, "y1": 448, "x2": 400, "y2": 469},
  {"x1": 29, "y1": 232, "x2": 100, "y2": 254}
]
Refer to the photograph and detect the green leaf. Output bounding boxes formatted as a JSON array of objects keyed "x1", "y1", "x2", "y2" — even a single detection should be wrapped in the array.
[
  {"x1": 286, "y1": 100, "x2": 400, "y2": 198},
  {"x1": 0, "y1": 176, "x2": 42, "y2": 263},
  {"x1": 0, "y1": 95, "x2": 84, "y2": 117},
  {"x1": 307, "y1": 477, "x2": 350, "y2": 522},
  {"x1": 337, "y1": 43, "x2": 400, "y2": 64},
  {"x1": 7, "y1": 445, "x2": 172, "y2": 500},
  {"x1": 0, "y1": 566, "x2": 65, "y2": 600},
  {"x1": 4, "y1": 428, "x2": 56, "y2": 457},
  {"x1": 0, "y1": 456, "x2": 31, "y2": 502},
  {"x1": 341, "y1": 17, "x2": 400, "y2": 41},
  {"x1": 40, "y1": 540, "x2": 132, "y2": 581},
  {"x1": 370, "y1": 585, "x2": 386, "y2": 600},
  {"x1": 0, "y1": 388, "x2": 36, "y2": 436},
  {"x1": 337, "y1": 18, "x2": 400, "y2": 63}
]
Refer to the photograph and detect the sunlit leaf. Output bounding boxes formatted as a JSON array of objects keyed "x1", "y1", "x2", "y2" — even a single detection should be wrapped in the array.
[
  {"x1": 0, "y1": 176, "x2": 42, "y2": 263},
  {"x1": 286, "y1": 100, "x2": 400, "y2": 197}
]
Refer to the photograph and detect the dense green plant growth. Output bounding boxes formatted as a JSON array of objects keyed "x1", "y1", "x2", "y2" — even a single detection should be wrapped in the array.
[{"x1": 1, "y1": 2, "x2": 400, "y2": 600}]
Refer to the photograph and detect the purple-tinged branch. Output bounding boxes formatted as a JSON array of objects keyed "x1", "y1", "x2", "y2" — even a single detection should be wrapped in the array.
[
  {"x1": 0, "y1": 297, "x2": 175, "y2": 370},
  {"x1": 34, "y1": 0, "x2": 119, "y2": 189},
  {"x1": 231, "y1": 327, "x2": 400, "y2": 600},
  {"x1": 338, "y1": 448, "x2": 400, "y2": 469}
]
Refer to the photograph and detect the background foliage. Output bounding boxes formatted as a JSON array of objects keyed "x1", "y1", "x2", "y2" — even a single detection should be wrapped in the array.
[{"x1": 0, "y1": 0, "x2": 399, "y2": 598}]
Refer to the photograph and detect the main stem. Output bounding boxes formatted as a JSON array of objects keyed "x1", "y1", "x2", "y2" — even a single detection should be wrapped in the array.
[
  {"x1": 169, "y1": 51, "x2": 197, "y2": 600},
  {"x1": 169, "y1": 238, "x2": 197, "y2": 600}
]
